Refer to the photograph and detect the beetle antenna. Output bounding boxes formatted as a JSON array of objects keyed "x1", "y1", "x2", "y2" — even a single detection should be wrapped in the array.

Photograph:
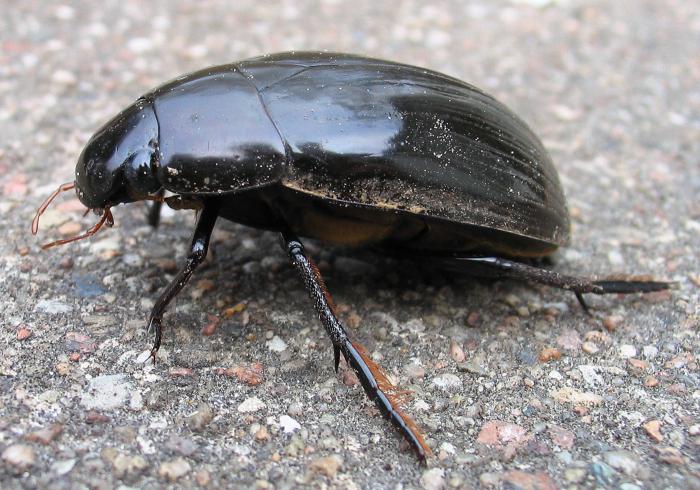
[
  {"x1": 40, "y1": 207, "x2": 114, "y2": 250},
  {"x1": 31, "y1": 181, "x2": 75, "y2": 235}
]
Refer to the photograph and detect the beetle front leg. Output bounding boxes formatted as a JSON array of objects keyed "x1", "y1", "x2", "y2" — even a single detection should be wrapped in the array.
[
  {"x1": 147, "y1": 199, "x2": 220, "y2": 362},
  {"x1": 280, "y1": 232, "x2": 431, "y2": 463}
]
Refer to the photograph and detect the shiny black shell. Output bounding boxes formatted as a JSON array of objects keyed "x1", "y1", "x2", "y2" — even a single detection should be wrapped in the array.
[{"x1": 148, "y1": 51, "x2": 570, "y2": 256}]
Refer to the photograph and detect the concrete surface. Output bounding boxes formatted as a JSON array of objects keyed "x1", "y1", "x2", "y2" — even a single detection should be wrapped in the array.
[{"x1": 1, "y1": 0, "x2": 698, "y2": 488}]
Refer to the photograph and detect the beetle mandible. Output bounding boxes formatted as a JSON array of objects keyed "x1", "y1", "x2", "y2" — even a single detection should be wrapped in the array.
[{"x1": 33, "y1": 51, "x2": 671, "y2": 463}]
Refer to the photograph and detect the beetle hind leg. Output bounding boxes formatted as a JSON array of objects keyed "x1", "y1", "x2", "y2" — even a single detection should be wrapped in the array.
[
  {"x1": 146, "y1": 199, "x2": 220, "y2": 362},
  {"x1": 434, "y1": 255, "x2": 672, "y2": 310},
  {"x1": 281, "y1": 232, "x2": 431, "y2": 463}
]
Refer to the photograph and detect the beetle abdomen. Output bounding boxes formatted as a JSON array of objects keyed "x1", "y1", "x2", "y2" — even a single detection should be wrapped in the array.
[{"x1": 238, "y1": 52, "x2": 570, "y2": 249}]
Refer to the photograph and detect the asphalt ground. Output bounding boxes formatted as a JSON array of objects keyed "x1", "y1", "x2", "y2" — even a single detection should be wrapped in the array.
[{"x1": 1, "y1": 1, "x2": 698, "y2": 488}]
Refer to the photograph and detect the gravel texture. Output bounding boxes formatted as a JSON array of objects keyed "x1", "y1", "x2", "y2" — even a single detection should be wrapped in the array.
[{"x1": 1, "y1": 0, "x2": 699, "y2": 488}]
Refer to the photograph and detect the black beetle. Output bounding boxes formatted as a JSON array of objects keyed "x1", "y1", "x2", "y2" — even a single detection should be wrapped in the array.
[{"x1": 33, "y1": 51, "x2": 670, "y2": 463}]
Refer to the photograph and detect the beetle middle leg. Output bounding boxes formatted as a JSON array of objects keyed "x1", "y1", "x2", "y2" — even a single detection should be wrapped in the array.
[
  {"x1": 147, "y1": 198, "x2": 221, "y2": 362},
  {"x1": 280, "y1": 232, "x2": 431, "y2": 463},
  {"x1": 430, "y1": 255, "x2": 671, "y2": 311},
  {"x1": 146, "y1": 188, "x2": 165, "y2": 228}
]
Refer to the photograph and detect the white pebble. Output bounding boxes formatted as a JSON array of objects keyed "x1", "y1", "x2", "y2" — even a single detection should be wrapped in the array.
[
  {"x1": 266, "y1": 335, "x2": 287, "y2": 352},
  {"x1": 420, "y1": 468, "x2": 445, "y2": 490},
  {"x1": 432, "y1": 373, "x2": 463, "y2": 390},
  {"x1": 642, "y1": 345, "x2": 658, "y2": 359},
  {"x1": 279, "y1": 415, "x2": 301, "y2": 434},
  {"x1": 238, "y1": 396, "x2": 266, "y2": 413},
  {"x1": 51, "y1": 69, "x2": 77, "y2": 86},
  {"x1": 620, "y1": 345, "x2": 637, "y2": 358}
]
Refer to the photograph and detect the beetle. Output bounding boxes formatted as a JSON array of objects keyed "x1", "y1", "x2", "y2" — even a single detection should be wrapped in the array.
[{"x1": 33, "y1": 51, "x2": 670, "y2": 463}]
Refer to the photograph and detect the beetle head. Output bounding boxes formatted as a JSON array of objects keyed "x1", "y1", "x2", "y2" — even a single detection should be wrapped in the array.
[{"x1": 75, "y1": 98, "x2": 161, "y2": 209}]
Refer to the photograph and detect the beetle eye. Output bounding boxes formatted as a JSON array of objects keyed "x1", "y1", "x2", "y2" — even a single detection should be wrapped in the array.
[{"x1": 125, "y1": 150, "x2": 161, "y2": 195}]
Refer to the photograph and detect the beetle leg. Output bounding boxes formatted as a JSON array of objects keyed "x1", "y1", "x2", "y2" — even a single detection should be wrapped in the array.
[
  {"x1": 147, "y1": 188, "x2": 165, "y2": 228},
  {"x1": 147, "y1": 199, "x2": 220, "y2": 363},
  {"x1": 281, "y1": 232, "x2": 431, "y2": 463},
  {"x1": 575, "y1": 292, "x2": 591, "y2": 314},
  {"x1": 436, "y1": 256, "x2": 671, "y2": 309}
]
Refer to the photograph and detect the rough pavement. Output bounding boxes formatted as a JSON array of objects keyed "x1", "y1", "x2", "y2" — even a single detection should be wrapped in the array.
[{"x1": 1, "y1": 0, "x2": 699, "y2": 488}]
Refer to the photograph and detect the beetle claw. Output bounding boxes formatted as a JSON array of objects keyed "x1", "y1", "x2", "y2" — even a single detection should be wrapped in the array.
[
  {"x1": 334, "y1": 345, "x2": 341, "y2": 373},
  {"x1": 149, "y1": 348, "x2": 158, "y2": 365},
  {"x1": 575, "y1": 292, "x2": 591, "y2": 315}
]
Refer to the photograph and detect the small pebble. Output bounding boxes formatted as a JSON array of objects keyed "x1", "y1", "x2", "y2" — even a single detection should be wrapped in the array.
[
  {"x1": 287, "y1": 402, "x2": 303, "y2": 417},
  {"x1": 16, "y1": 326, "x2": 32, "y2": 340},
  {"x1": 628, "y1": 358, "x2": 649, "y2": 370},
  {"x1": 308, "y1": 455, "x2": 343, "y2": 478},
  {"x1": 590, "y1": 461, "x2": 614, "y2": 486},
  {"x1": 667, "y1": 383, "x2": 686, "y2": 394},
  {"x1": 620, "y1": 484, "x2": 642, "y2": 490},
  {"x1": 479, "y1": 472, "x2": 501, "y2": 487},
  {"x1": 51, "y1": 458, "x2": 76, "y2": 476},
  {"x1": 604, "y1": 450, "x2": 640, "y2": 475},
  {"x1": 538, "y1": 347, "x2": 561, "y2": 362},
  {"x1": 516, "y1": 305, "x2": 530, "y2": 317},
  {"x1": 159, "y1": 457, "x2": 192, "y2": 482},
  {"x1": 449, "y1": 338, "x2": 465, "y2": 363},
  {"x1": 112, "y1": 453, "x2": 148, "y2": 479},
  {"x1": 564, "y1": 467, "x2": 587, "y2": 483},
  {"x1": 642, "y1": 345, "x2": 658, "y2": 359},
  {"x1": 549, "y1": 426, "x2": 575, "y2": 449},
  {"x1": 420, "y1": 468, "x2": 445, "y2": 490},
  {"x1": 58, "y1": 256, "x2": 74, "y2": 269},
  {"x1": 267, "y1": 335, "x2": 288, "y2": 352},
  {"x1": 643, "y1": 420, "x2": 663, "y2": 442},
  {"x1": 619, "y1": 344, "x2": 637, "y2": 358},
  {"x1": 556, "y1": 329, "x2": 582, "y2": 351},
  {"x1": 476, "y1": 420, "x2": 529, "y2": 448},
  {"x1": 406, "y1": 363, "x2": 426, "y2": 380},
  {"x1": 657, "y1": 446, "x2": 684, "y2": 465},
  {"x1": 280, "y1": 415, "x2": 301, "y2": 433},
  {"x1": 51, "y1": 69, "x2": 77, "y2": 85},
  {"x1": 550, "y1": 387, "x2": 602, "y2": 405},
  {"x1": 341, "y1": 368, "x2": 359, "y2": 387},
  {"x1": 166, "y1": 435, "x2": 196, "y2": 457},
  {"x1": 502, "y1": 470, "x2": 556, "y2": 490},
  {"x1": 254, "y1": 425, "x2": 270, "y2": 441},
  {"x1": 195, "y1": 469, "x2": 211, "y2": 486},
  {"x1": 582, "y1": 341, "x2": 599, "y2": 354},
  {"x1": 200, "y1": 314, "x2": 220, "y2": 336},
  {"x1": 238, "y1": 396, "x2": 266, "y2": 413},
  {"x1": 2, "y1": 444, "x2": 35, "y2": 472},
  {"x1": 602, "y1": 315, "x2": 622, "y2": 331},
  {"x1": 432, "y1": 373, "x2": 463, "y2": 391},
  {"x1": 25, "y1": 423, "x2": 63, "y2": 444},
  {"x1": 645, "y1": 376, "x2": 659, "y2": 387},
  {"x1": 188, "y1": 403, "x2": 214, "y2": 431},
  {"x1": 217, "y1": 363, "x2": 264, "y2": 385}
]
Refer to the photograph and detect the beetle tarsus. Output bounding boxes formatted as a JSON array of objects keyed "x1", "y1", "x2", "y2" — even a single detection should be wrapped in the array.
[
  {"x1": 334, "y1": 345, "x2": 341, "y2": 373},
  {"x1": 591, "y1": 279, "x2": 674, "y2": 294},
  {"x1": 282, "y1": 232, "x2": 431, "y2": 463},
  {"x1": 431, "y1": 255, "x2": 671, "y2": 298},
  {"x1": 145, "y1": 200, "x2": 220, "y2": 355},
  {"x1": 575, "y1": 292, "x2": 591, "y2": 314}
]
